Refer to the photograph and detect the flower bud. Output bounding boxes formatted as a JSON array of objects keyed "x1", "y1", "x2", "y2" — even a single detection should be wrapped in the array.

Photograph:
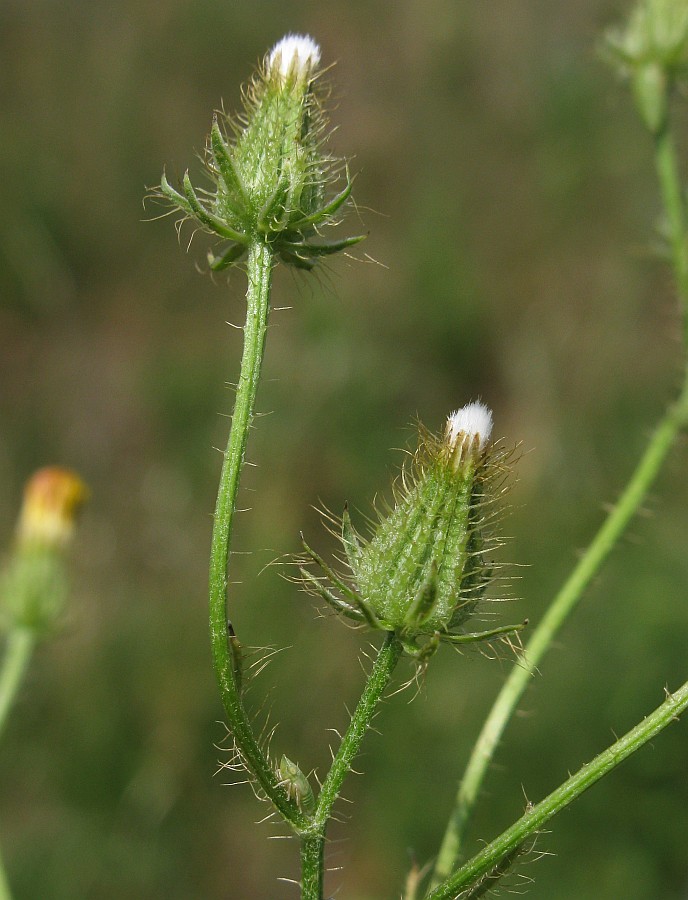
[
  {"x1": 1, "y1": 467, "x2": 87, "y2": 634},
  {"x1": 16, "y1": 467, "x2": 88, "y2": 551},
  {"x1": 299, "y1": 404, "x2": 522, "y2": 660},
  {"x1": 604, "y1": 0, "x2": 688, "y2": 133},
  {"x1": 351, "y1": 402, "x2": 495, "y2": 635},
  {"x1": 159, "y1": 34, "x2": 363, "y2": 272}
]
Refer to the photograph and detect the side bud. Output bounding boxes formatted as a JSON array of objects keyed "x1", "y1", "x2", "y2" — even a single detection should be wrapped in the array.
[
  {"x1": 299, "y1": 403, "x2": 524, "y2": 661},
  {"x1": 159, "y1": 34, "x2": 364, "y2": 272},
  {"x1": 604, "y1": 0, "x2": 688, "y2": 134},
  {"x1": 1, "y1": 468, "x2": 88, "y2": 634}
]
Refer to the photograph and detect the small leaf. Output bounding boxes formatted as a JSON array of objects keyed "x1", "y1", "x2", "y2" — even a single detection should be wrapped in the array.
[
  {"x1": 211, "y1": 119, "x2": 249, "y2": 207},
  {"x1": 182, "y1": 172, "x2": 248, "y2": 243},
  {"x1": 279, "y1": 250, "x2": 317, "y2": 270},
  {"x1": 298, "y1": 567, "x2": 365, "y2": 622},
  {"x1": 405, "y1": 564, "x2": 439, "y2": 628},
  {"x1": 441, "y1": 620, "x2": 527, "y2": 645},
  {"x1": 159, "y1": 171, "x2": 193, "y2": 215},
  {"x1": 281, "y1": 233, "x2": 366, "y2": 257},
  {"x1": 208, "y1": 242, "x2": 247, "y2": 271},
  {"x1": 258, "y1": 168, "x2": 292, "y2": 233},
  {"x1": 341, "y1": 504, "x2": 363, "y2": 575},
  {"x1": 289, "y1": 174, "x2": 354, "y2": 229}
]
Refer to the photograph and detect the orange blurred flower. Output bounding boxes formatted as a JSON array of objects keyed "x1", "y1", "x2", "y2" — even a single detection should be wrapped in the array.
[{"x1": 16, "y1": 467, "x2": 88, "y2": 551}]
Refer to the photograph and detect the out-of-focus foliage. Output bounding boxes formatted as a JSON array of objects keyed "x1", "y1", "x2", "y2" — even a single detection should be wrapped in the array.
[{"x1": 0, "y1": 1, "x2": 686, "y2": 898}]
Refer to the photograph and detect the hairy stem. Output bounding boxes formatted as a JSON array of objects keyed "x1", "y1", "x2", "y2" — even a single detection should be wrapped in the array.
[
  {"x1": 429, "y1": 101, "x2": 688, "y2": 891},
  {"x1": 299, "y1": 632, "x2": 403, "y2": 898},
  {"x1": 300, "y1": 832, "x2": 325, "y2": 900},
  {"x1": 427, "y1": 678, "x2": 688, "y2": 899},
  {"x1": 315, "y1": 632, "x2": 403, "y2": 827},
  {"x1": 208, "y1": 239, "x2": 307, "y2": 829}
]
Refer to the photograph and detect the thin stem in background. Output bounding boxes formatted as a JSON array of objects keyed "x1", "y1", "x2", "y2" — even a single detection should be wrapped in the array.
[
  {"x1": 0, "y1": 841, "x2": 13, "y2": 900},
  {"x1": 299, "y1": 632, "x2": 404, "y2": 899},
  {"x1": 208, "y1": 240, "x2": 307, "y2": 830},
  {"x1": 426, "y1": 677, "x2": 688, "y2": 899},
  {"x1": 429, "y1": 94, "x2": 688, "y2": 890},
  {"x1": 655, "y1": 124, "x2": 688, "y2": 323},
  {"x1": 0, "y1": 628, "x2": 34, "y2": 900},
  {"x1": 0, "y1": 630, "x2": 34, "y2": 743}
]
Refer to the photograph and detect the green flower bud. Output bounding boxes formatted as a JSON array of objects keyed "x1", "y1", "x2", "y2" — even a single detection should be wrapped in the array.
[
  {"x1": 158, "y1": 34, "x2": 364, "y2": 271},
  {"x1": 299, "y1": 403, "x2": 524, "y2": 661},
  {"x1": 352, "y1": 402, "x2": 494, "y2": 632},
  {"x1": 604, "y1": 0, "x2": 688, "y2": 133},
  {"x1": 632, "y1": 62, "x2": 669, "y2": 134}
]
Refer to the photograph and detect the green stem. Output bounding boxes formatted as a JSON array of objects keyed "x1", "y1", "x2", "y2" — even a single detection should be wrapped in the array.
[
  {"x1": 300, "y1": 832, "x2": 325, "y2": 900},
  {"x1": 0, "y1": 628, "x2": 34, "y2": 900},
  {"x1": 428, "y1": 98, "x2": 688, "y2": 894},
  {"x1": 655, "y1": 125, "x2": 688, "y2": 326},
  {"x1": 0, "y1": 629, "x2": 34, "y2": 742},
  {"x1": 299, "y1": 632, "x2": 403, "y2": 898},
  {"x1": 426, "y1": 678, "x2": 688, "y2": 899},
  {"x1": 208, "y1": 239, "x2": 307, "y2": 829},
  {"x1": 314, "y1": 631, "x2": 403, "y2": 826},
  {"x1": 0, "y1": 841, "x2": 12, "y2": 900}
]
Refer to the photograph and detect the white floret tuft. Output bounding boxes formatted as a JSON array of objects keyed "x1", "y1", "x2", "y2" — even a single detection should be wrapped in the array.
[
  {"x1": 446, "y1": 401, "x2": 493, "y2": 452},
  {"x1": 268, "y1": 34, "x2": 321, "y2": 80}
]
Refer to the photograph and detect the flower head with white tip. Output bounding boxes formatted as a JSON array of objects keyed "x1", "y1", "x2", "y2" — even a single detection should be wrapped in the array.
[
  {"x1": 298, "y1": 405, "x2": 523, "y2": 662},
  {"x1": 446, "y1": 401, "x2": 493, "y2": 470},
  {"x1": 447, "y1": 401, "x2": 493, "y2": 451},
  {"x1": 158, "y1": 33, "x2": 363, "y2": 273},
  {"x1": 268, "y1": 34, "x2": 321, "y2": 82}
]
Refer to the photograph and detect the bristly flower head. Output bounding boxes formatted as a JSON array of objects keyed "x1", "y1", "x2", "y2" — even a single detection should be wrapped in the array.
[
  {"x1": 299, "y1": 403, "x2": 524, "y2": 662},
  {"x1": 158, "y1": 34, "x2": 363, "y2": 272},
  {"x1": 268, "y1": 34, "x2": 321, "y2": 82}
]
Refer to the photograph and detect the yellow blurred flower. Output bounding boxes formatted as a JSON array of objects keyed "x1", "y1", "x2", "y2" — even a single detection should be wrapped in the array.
[{"x1": 16, "y1": 467, "x2": 88, "y2": 551}]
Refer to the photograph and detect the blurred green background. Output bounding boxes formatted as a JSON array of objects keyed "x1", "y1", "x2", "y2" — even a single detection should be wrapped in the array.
[{"x1": 1, "y1": 0, "x2": 687, "y2": 897}]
